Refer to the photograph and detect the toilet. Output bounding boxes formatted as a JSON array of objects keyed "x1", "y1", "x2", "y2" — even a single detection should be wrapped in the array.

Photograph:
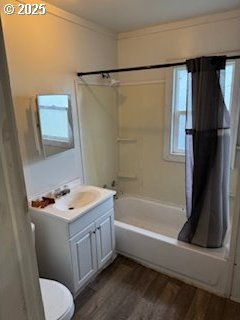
[
  {"x1": 40, "y1": 278, "x2": 74, "y2": 320},
  {"x1": 31, "y1": 223, "x2": 75, "y2": 320}
]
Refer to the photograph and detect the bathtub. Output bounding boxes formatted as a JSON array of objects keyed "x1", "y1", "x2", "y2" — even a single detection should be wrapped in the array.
[{"x1": 114, "y1": 196, "x2": 232, "y2": 296}]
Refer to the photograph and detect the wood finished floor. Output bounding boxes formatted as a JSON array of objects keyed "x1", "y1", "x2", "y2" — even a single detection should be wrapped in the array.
[{"x1": 73, "y1": 255, "x2": 240, "y2": 320}]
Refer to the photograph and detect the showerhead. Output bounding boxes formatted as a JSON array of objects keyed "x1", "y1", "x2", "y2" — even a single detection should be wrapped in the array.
[
  {"x1": 101, "y1": 73, "x2": 120, "y2": 87},
  {"x1": 101, "y1": 73, "x2": 110, "y2": 79}
]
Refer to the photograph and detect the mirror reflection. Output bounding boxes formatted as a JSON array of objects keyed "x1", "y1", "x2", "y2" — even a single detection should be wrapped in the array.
[{"x1": 37, "y1": 94, "x2": 74, "y2": 157}]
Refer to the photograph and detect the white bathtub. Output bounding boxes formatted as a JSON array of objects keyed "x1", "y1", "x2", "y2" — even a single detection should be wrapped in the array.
[{"x1": 114, "y1": 196, "x2": 232, "y2": 296}]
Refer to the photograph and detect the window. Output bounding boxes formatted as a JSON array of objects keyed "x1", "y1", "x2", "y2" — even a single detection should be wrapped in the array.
[
  {"x1": 166, "y1": 61, "x2": 236, "y2": 161},
  {"x1": 171, "y1": 67, "x2": 188, "y2": 155}
]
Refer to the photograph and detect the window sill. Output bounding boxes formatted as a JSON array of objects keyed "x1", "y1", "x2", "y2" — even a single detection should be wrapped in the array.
[{"x1": 163, "y1": 153, "x2": 185, "y2": 163}]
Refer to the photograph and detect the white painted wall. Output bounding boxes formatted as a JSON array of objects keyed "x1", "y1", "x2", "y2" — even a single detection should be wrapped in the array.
[
  {"x1": 117, "y1": 9, "x2": 240, "y2": 205},
  {"x1": 1, "y1": 0, "x2": 117, "y2": 197},
  {"x1": 118, "y1": 10, "x2": 240, "y2": 68}
]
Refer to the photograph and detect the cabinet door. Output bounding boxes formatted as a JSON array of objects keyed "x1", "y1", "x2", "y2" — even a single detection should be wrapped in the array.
[
  {"x1": 96, "y1": 209, "x2": 115, "y2": 269},
  {"x1": 70, "y1": 222, "x2": 97, "y2": 291}
]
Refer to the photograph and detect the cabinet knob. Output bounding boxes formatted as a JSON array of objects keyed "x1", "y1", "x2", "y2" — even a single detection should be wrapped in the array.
[
  {"x1": 93, "y1": 231, "x2": 96, "y2": 234},
  {"x1": 97, "y1": 227, "x2": 100, "y2": 230}
]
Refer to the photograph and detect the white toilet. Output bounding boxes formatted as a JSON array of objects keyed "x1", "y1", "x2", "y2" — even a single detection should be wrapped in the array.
[{"x1": 31, "y1": 223, "x2": 75, "y2": 320}]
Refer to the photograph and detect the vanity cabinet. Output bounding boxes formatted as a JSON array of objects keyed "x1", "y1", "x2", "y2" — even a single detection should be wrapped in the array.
[
  {"x1": 70, "y1": 209, "x2": 114, "y2": 291},
  {"x1": 70, "y1": 222, "x2": 98, "y2": 290},
  {"x1": 30, "y1": 196, "x2": 115, "y2": 297}
]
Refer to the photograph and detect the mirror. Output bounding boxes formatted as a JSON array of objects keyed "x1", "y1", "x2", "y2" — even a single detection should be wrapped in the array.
[{"x1": 37, "y1": 94, "x2": 74, "y2": 157}]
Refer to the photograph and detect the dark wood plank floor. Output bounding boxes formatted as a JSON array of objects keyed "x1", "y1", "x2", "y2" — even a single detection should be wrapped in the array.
[{"x1": 73, "y1": 255, "x2": 240, "y2": 320}]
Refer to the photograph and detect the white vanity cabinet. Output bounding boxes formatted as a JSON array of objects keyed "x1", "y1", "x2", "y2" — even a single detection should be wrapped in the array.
[
  {"x1": 30, "y1": 195, "x2": 115, "y2": 297},
  {"x1": 70, "y1": 209, "x2": 114, "y2": 291}
]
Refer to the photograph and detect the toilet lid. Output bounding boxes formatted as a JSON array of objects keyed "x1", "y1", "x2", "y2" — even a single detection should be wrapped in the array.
[{"x1": 40, "y1": 278, "x2": 74, "y2": 320}]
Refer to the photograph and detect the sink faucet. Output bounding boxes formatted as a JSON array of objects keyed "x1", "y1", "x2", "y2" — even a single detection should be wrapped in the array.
[{"x1": 54, "y1": 186, "x2": 70, "y2": 198}]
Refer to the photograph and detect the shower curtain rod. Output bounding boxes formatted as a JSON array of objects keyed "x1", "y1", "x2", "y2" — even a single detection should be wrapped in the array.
[{"x1": 77, "y1": 55, "x2": 240, "y2": 77}]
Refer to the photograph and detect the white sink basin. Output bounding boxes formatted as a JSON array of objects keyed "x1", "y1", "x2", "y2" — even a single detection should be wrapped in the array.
[
  {"x1": 54, "y1": 190, "x2": 100, "y2": 211},
  {"x1": 30, "y1": 184, "x2": 116, "y2": 222}
]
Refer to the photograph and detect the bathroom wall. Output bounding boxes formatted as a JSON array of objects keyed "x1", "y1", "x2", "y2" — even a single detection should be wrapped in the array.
[
  {"x1": 77, "y1": 84, "x2": 118, "y2": 188},
  {"x1": 1, "y1": 0, "x2": 117, "y2": 197},
  {"x1": 117, "y1": 9, "x2": 240, "y2": 205}
]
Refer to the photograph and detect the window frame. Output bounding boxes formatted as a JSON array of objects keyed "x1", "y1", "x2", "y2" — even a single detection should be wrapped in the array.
[
  {"x1": 163, "y1": 67, "x2": 185, "y2": 163},
  {"x1": 164, "y1": 60, "x2": 240, "y2": 165}
]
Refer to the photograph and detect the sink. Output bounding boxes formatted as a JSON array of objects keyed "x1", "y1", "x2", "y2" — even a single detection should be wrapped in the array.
[
  {"x1": 54, "y1": 190, "x2": 100, "y2": 211},
  {"x1": 30, "y1": 184, "x2": 116, "y2": 222}
]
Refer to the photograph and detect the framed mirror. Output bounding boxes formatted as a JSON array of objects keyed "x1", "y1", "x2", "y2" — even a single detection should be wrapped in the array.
[{"x1": 37, "y1": 94, "x2": 74, "y2": 157}]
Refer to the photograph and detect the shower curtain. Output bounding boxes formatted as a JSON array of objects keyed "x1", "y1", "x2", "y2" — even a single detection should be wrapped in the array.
[{"x1": 178, "y1": 56, "x2": 230, "y2": 248}]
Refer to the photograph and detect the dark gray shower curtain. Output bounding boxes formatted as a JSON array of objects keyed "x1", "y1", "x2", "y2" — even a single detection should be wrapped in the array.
[{"x1": 178, "y1": 56, "x2": 230, "y2": 248}]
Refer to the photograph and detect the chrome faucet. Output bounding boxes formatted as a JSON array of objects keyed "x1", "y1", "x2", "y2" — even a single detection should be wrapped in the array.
[{"x1": 54, "y1": 186, "x2": 70, "y2": 198}]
